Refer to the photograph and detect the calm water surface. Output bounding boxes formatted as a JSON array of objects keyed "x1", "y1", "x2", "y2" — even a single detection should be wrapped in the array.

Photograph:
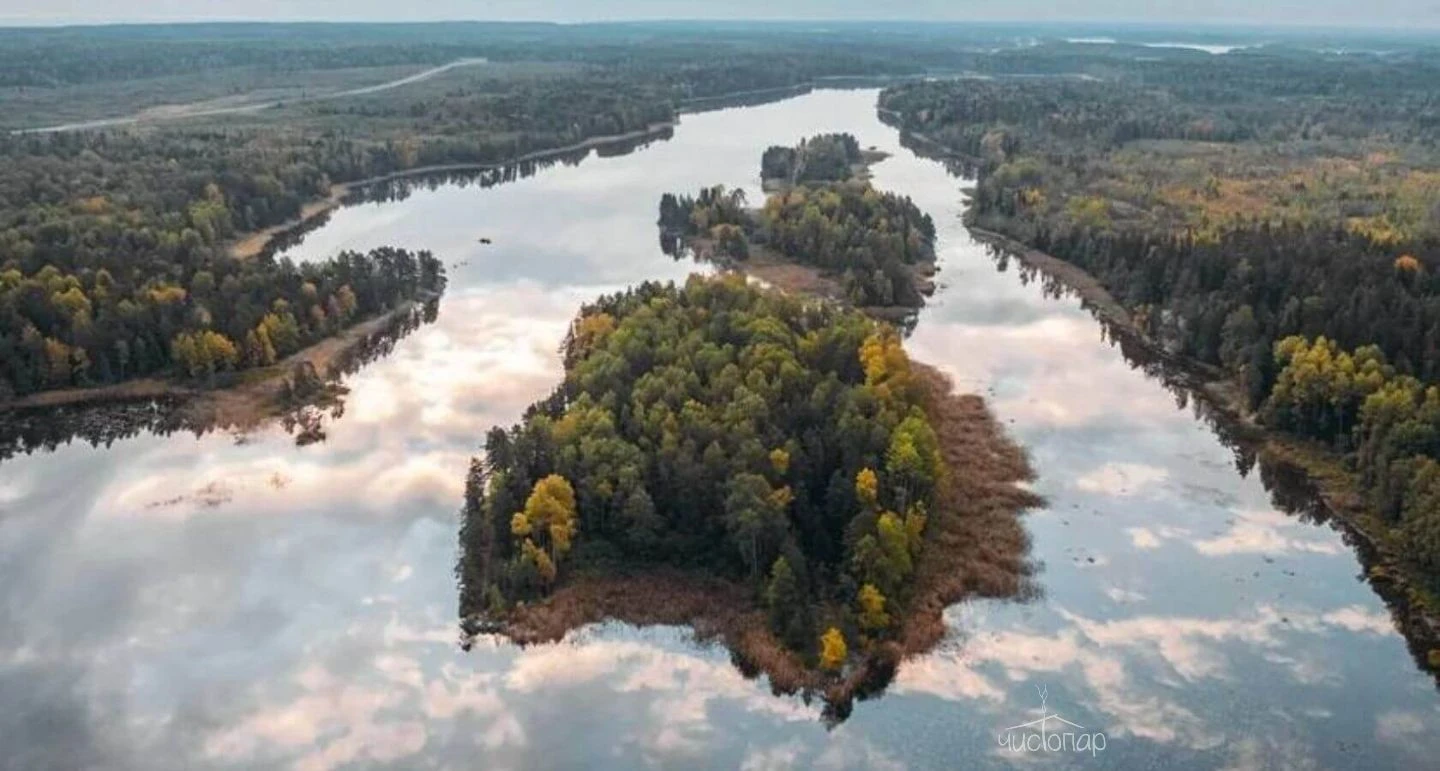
[{"x1": 2, "y1": 90, "x2": 1437, "y2": 770}]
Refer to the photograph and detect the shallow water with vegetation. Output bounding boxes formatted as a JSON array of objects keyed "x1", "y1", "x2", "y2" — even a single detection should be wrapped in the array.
[{"x1": 2, "y1": 89, "x2": 1437, "y2": 769}]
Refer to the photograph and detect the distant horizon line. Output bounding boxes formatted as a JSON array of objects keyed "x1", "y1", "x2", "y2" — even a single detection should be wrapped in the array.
[{"x1": 1, "y1": 18, "x2": 1438, "y2": 34}]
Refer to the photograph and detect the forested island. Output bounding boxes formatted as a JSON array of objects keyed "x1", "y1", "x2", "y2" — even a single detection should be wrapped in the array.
[
  {"x1": 880, "y1": 56, "x2": 1440, "y2": 633},
  {"x1": 760, "y1": 132, "x2": 887, "y2": 188},
  {"x1": 659, "y1": 134, "x2": 936, "y2": 313},
  {"x1": 457, "y1": 275, "x2": 1038, "y2": 716}
]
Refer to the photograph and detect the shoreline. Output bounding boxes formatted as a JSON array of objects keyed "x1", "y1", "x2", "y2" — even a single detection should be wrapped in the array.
[
  {"x1": 683, "y1": 235, "x2": 933, "y2": 324},
  {"x1": 2, "y1": 297, "x2": 430, "y2": 422},
  {"x1": 7, "y1": 78, "x2": 922, "y2": 412},
  {"x1": 3, "y1": 378, "x2": 193, "y2": 412},
  {"x1": 230, "y1": 119, "x2": 680, "y2": 259},
  {"x1": 744, "y1": 247, "x2": 934, "y2": 322},
  {"x1": 181, "y1": 295, "x2": 434, "y2": 430},
  {"x1": 5, "y1": 120, "x2": 682, "y2": 413},
  {"x1": 235, "y1": 74, "x2": 944, "y2": 263},
  {"x1": 966, "y1": 221, "x2": 1440, "y2": 673}
]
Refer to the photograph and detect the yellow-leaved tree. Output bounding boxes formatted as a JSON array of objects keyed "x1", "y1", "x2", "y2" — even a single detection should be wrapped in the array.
[
  {"x1": 857, "y1": 583, "x2": 891, "y2": 633},
  {"x1": 858, "y1": 329, "x2": 911, "y2": 395},
  {"x1": 525, "y1": 474, "x2": 578, "y2": 559},
  {"x1": 513, "y1": 474, "x2": 578, "y2": 589},
  {"x1": 855, "y1": 467, "x2": 879, "y2": 510},
  {"x1": 819, "y1": 627, "x2": 848, "y2": 671},
  {"x1": 570, "y1": 312, "x2": 616, "y2": 360},
  {"x1": 769, "y1": 447, "x2": 790, "y2": 475}
]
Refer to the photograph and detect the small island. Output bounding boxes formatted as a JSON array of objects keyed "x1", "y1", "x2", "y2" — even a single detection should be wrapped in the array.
[
  {"x1": 457, "y1": 274, "x2": 1039, "y2": 719},
  {"x1": 759, "y1": 132, "x2": 889, "y2": 189},
  {"x1": 658, "y1": 133, "x2": 936, "y2": 319}
]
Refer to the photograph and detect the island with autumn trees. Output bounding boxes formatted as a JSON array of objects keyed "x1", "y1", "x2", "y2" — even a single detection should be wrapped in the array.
[
  {"x1": 658, "y1": 134, "x2": 937, "y2": 316},
  {"x1": 456, "y1": 274, "x2": 1039, "y2": 717}
]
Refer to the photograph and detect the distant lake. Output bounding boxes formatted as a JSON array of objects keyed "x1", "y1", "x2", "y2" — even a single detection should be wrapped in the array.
[{"x1": 1065, "y1": 37, "x2": 1254, "y2": 54}]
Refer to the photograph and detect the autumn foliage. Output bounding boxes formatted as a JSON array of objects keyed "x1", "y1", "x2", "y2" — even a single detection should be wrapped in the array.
[
  {"x1": 462, "y1": 275, "x2": 954, "y2": 666},
  {"x1": 659, "y1": 137, "x2": 936, "y2": 309},
  {"x1": 819, "y1": 627, "x2": 848, "y2": 671}
]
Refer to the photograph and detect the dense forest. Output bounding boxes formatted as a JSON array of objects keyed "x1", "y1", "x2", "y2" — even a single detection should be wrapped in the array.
[
  {"x1": 0, "y1": 68, "x2": 678, "y2": 400},
  {"x1": 0, "y1": 22, "x2": 986, "y2": 93},
  {"x1": 0, "y1": 243, "x2": 444, "y2": 397},
  {"x1": 6, "y1": 23, "x2": 1428, "y2": 96},
  {"x1": 12, "y1": 28, "x2": 1416, "y2": 400},
  {"x1": 879, "y1": 50, "x2": 1440, "y2": 582},
  {"x1": 658, "y1": 135, "x2": 936, "y2": 308},
  {"x1": 0, "y1": 33, "x2": 941, "y2": 401},
  {"x1": 458, "y1": 275, "x2": 948, "y2": 669},
  {"x1": 5, "y1": 23, "x2": 1078, "y2": 402}
]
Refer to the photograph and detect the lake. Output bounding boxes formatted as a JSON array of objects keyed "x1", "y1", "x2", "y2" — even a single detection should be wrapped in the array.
[{"x1": 1, "y1": 88, "x2": 1436, "y2": 770}]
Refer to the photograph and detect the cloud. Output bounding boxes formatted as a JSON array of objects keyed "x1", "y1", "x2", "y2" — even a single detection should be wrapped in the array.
[
  {"x1": 1192, "y1": 508, "x2": 1343, "y2": 557},
  {"x1": 1126, "y1": 527, "x2": 1161, "y2": 549},
  {"x1": 99, "y1": 446, "x2": 467, "y2": 523},
  {"x1": 205, "y1": 647, "x2": 518, "y2": 770},
  {"x1": 904, "y1": 600, "x2": 1401, "y2": 751},
  {"x1": 740, "y1": 739, "x2": 805, "y2": 771},
  {"x1": 499, "y1": 632, "x2": 818, "y2": 764},
  {"x1": 1123, "y1": 525, "x2": 1191, "y2": 550},
  {"x1": 892, "y1": 650, "x2": 1007, "y2": 702},
  {"x1": 1217, "y1": 736, "x2": 1321, "y2": 771},
  {"x1": 1076, "y1": 462, "x2": 1169, "y2": 497},
  {"x1": 909, "y1": 312, "x2": 1183, "y2": 433},
  {"x1": 812, "y1": 730, "x2": 907, "y2": 771},
  {"x1": 1319, "y1": 606, "x2": 1394, "y2": 636},
  {"x1": 1375, "y1": 709, "x2": 1427, "y2": 742},
  {"x1": 1104, "y1": 586, "x2": 1147, "y2": 604},
  {"x1": 423, "y1": 670, "x2": 504, "y2": 720}
]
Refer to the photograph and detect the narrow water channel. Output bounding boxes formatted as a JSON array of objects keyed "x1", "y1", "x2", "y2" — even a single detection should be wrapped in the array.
[{"x1": 1, "y1": 89, "x2": 1435, "y2": 770}]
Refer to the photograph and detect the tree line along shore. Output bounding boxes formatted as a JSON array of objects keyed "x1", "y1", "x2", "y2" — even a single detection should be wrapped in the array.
[{"x1": 878, "y1": 54, "x2": 1440, "y2": 668}]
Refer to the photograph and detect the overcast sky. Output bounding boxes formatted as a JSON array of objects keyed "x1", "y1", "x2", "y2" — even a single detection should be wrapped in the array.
[{"x1": 1, "y1": 0, "x2": 1438, "y2": 28}]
